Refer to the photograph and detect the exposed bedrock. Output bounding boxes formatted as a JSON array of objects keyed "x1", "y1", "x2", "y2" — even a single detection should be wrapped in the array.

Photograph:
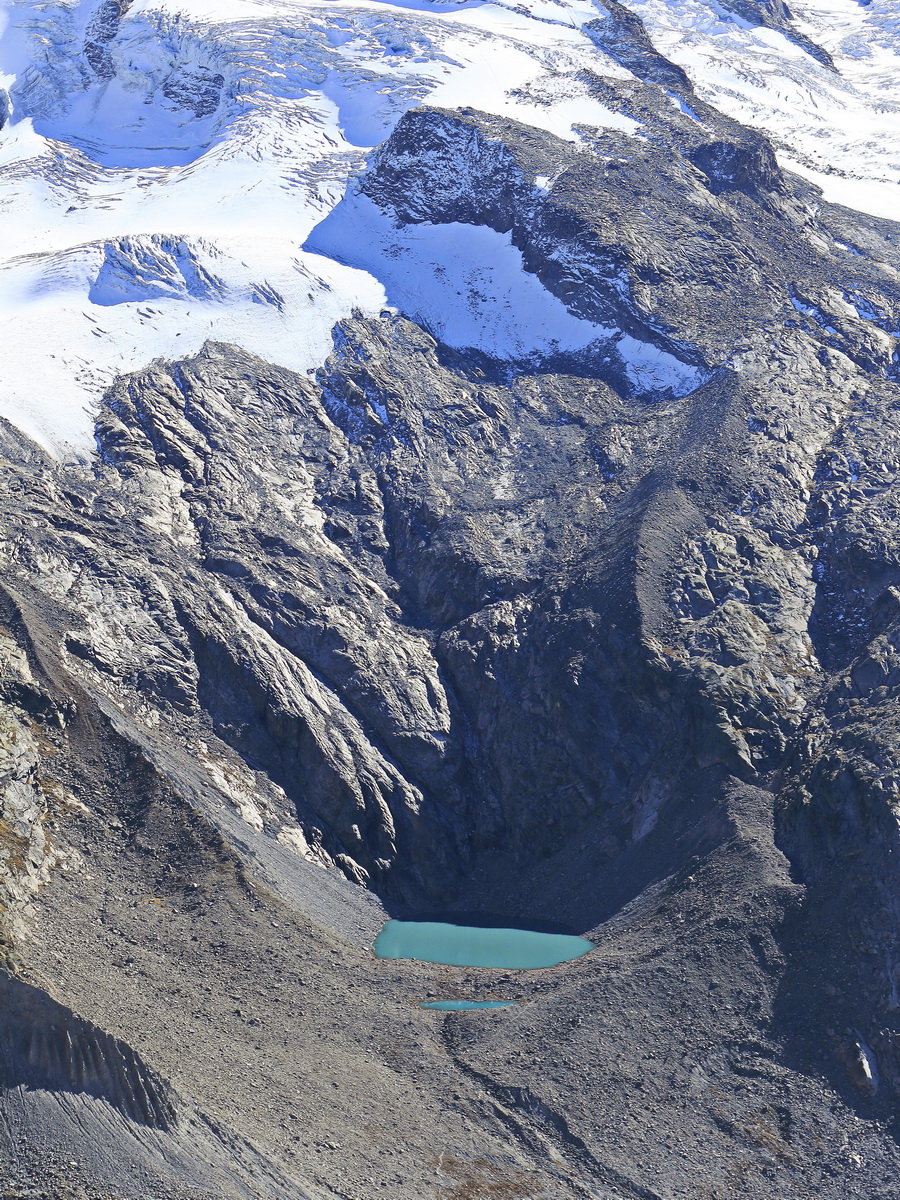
[
  {"x1": 83, "y1": 0, "x2": 134, "y2": 80},
  {"x1": 357, "y1": 103, "x2": 796, "y2": 372},
  {"x1": 1, "y1": 60, "x2": 900, "y2": 1200},
  {"x1": 584, "y1": 2, "x2": 694, "y2": 92}
]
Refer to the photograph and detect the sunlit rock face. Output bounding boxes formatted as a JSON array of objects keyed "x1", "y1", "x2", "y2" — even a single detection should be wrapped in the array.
[{"x1": 2, "y1": 0, "x2": 900, "y2": 1197}]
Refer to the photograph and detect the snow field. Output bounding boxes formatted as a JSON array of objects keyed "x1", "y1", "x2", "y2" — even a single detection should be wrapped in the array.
[
  {"x1": 628, "y1": 0, "x2": 900, "y2": 222},
  {"x1": 1, "y1": 0, "x2": 898, "y2": 454},
  {"x1": 0, "y1": 0, "x2": 645, "y2": 454},
  {"x1": 307, "y1": 190, "x2": 617, "y2": 360},
  {"x1": 307, "y1": 189, "x2": 706, "y2": 394}
]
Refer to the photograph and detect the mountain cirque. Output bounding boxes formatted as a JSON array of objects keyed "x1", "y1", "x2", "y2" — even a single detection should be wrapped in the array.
[{"x1": 3, "y1": 0, "x2": 900, "y2": 1197}]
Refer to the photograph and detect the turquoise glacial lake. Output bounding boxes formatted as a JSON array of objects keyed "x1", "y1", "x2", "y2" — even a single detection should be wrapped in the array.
[
  {"x1": 374, "y1": 920, "x2": 594, "y2": 969},
  {"x1": 421, "y1": 1000, "x2": 516, "y2": 1010}
]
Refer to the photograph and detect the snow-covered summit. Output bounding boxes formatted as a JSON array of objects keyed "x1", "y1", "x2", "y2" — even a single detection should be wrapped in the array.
[{"x1": 0, "y1": 0, "x2": 898, "y2": 453}]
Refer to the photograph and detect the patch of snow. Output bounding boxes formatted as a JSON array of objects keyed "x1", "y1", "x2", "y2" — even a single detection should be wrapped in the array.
[
  {"x1": 782, "y1": 161, "x2": 900, "y2": 225},
  {"x1": 305, "y1": 190, "x2": 616, "y2": 361},
  {"x1": 790, "y1": 293, "x2": 817, "y2": 317},
  {"x1": 617, "y1": 333, "x2": 707, "y2": 395},
  {"x1": 844, "y1": 290, "x2": 900, "y2": 336},
  {"x1": 665, "y1": 89, "x2": 702, "y2": 122}
]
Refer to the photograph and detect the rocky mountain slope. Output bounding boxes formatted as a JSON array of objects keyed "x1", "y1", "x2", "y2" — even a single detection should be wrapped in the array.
[{"x1": 2, "y1": 0, "x2": 900, "y2": 1197}]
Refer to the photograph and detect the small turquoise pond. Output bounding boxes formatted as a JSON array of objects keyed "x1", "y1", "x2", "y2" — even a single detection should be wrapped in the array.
[
  {"x1": 421, "y1": 1000, "x2": 516, "y2": 1011},
  {"x1": 374, "y1": 920, "x2": 594, "y2": 969}
]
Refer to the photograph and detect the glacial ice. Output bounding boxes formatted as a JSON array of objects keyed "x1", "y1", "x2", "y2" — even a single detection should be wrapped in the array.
[{"x1": 629, "y1": 0, "x2": 900, "y2": 222}]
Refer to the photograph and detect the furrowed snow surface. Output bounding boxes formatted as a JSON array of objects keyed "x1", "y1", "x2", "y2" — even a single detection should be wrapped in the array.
[{"x1": 0, "y1": 0, "x2": 898, "y2": 453}]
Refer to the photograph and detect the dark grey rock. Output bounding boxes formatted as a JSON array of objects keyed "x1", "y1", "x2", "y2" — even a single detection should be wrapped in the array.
[
  {"x1": 162, "y1": 68, "x2": 225, "y2": 119},
  {"x1": 83, "y1": 0, "x2": 133, "y2": 80},
  {"x1": 585, "y1": 4, "x2": 693, "y2": 93}
]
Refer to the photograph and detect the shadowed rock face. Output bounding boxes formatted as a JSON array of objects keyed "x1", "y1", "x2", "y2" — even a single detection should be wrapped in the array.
[
  {"x1": 0, "y1": 974, "x2": 176, "y2": 1128},
  {"x1": 2, "y1": 28, "x2": 900, "y2": 1200}
]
